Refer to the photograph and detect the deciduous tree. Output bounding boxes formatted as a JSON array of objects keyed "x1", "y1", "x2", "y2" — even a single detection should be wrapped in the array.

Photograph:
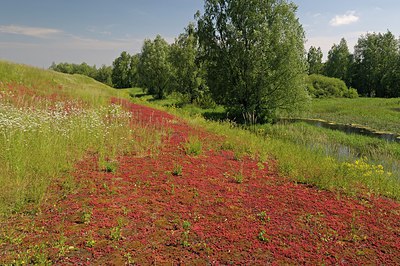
[
  {"x1": 324, "y1": 38, "x2": 351, "y2": 85},
  {"x1": 170, "y1": 23, "x2": 206, "y2": 103},
  {"x1": 196, "y1": 0, "x2": 308, "y2": 123},
  {"x1": 137, "y1": 35, "x2": 174, "y2": 99},
  {"x1": 112, "y1": 51, "x2": 132, "y2": 88},
  {"x1": 352, "y1": 31, "x2": 399, "y2": 97}
]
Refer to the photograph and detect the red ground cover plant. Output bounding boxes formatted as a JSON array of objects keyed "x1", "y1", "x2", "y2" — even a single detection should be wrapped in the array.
[{"x1": 1, "y1": 98, "x2": 399, "y2": 265}]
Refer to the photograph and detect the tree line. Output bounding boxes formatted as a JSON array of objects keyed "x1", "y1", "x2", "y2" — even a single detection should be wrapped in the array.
[
  {"x1": 51, "y1": 0, "x2": 310, "y2": 123},
  {"x1": 307, "y1": 31, "x2": 400, "y2": 98},
  {"x1": 49, "y1": 0, "x2": 400, "y2": 124}
]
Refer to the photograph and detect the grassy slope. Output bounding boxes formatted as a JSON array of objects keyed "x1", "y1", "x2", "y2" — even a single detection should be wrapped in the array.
[
  {"x1": 0, "y1": 61, "x2": 137, "y2": 214},
  {"x1": 0, "y1": 60, "x2": 128, "y2": 105},
  {"x1": 301, "y1": 97, "x2": 400, "y2": 134}
]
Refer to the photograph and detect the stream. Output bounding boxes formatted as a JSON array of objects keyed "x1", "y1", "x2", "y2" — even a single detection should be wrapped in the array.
[
  {"x1": 280, "y1": 118, "x2": 400, "y2": 143},
  {"x1": 276, "y1": 118, "x2": 400, "y2": 177}
]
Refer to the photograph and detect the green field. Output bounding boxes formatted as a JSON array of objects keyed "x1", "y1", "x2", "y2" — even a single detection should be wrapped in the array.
[{"x1": 301, "y1": 97, "x2": 400, "y2": 134}]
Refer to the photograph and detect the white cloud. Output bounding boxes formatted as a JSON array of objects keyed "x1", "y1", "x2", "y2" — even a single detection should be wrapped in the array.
[
  {"x1": 0, "y1": 25, "x2": 62, "y2": 38},
  {"x1": 330, "y1": 11, "x2": 359, "y2": 26}
]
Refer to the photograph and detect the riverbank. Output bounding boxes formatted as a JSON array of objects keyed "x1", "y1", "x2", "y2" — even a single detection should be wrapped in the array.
[{"x1": 301, "y1": 98, "x2": 400, "y2": 134}]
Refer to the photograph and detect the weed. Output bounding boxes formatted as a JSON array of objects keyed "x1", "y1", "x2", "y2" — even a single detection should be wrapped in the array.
[
  {"x1": 183, "y1": 136, "x2": 202, "y2": 156},
  {"x1": 101, "y1": 160, "x2": 118, "y2": 173},
  {"x1": 182, "y1": 220, "x2": 191, "y2": 230},
  {"x1": 85, "y1": 238, "x2": 96, "y2": 248},
  {"x1": 181, "y1": 220, "x2": 191, "y2": 247},
  {"x1": 110, "y1": 226, "x2": 122, "y2": 241},
  {"x1": 124, "y1": 252, "x2": 135, "y2": 265},
  {"x1": 55, "y1": 234, "x2": 70, "y2": 257},
  {"x1": 30, "y1": 243, "x2": 52, "y2": 265},
  {"x1": 122, "y1": 206, "x2": 129, "y2": 215},
  {"x1": 81, "y1": 209, "x2": 92, "y2": 224},
  {"x1": 233, "y1": 163, "x2": 245, "y2": 184},
  {"x1": 172, "y1": 164, "x2": 183, "y2": 176},
  {"x1": 257, "y1": 211, "x2": 270, "y2": 223},
  {"x1": 233, "y1": 173, "x2": 244, "y2": 184},
  {"x1": 258, "y1": 230, "x2": 269, "y2": 243}
]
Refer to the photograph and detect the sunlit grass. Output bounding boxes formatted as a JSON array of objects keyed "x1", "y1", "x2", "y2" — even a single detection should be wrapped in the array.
[
  {"x1": 302, "y1": 98, "x2": 400, "y2": 134},
  {"x1": 0, "y1": 61, "x2": 162, "y2": 215}
]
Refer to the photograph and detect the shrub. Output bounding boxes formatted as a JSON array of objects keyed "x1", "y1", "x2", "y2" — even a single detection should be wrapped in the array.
[{"x1": 306, "y1": 74, "x2": 358, "y2": 98}]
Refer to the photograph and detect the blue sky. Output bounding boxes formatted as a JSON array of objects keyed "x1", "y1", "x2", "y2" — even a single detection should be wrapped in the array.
[{"x1": 0, "y1": 0, "x2": 399, "y2": 67}]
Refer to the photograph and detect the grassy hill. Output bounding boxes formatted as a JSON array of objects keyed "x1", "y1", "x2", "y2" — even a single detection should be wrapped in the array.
[{"x1": 0, "y1": 61, "x2": 137, "y2": 214}]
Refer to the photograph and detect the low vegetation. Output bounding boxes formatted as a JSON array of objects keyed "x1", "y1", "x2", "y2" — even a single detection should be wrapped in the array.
[{"x1": 306, "y1": 74, "x2": 358, "y2": 98}]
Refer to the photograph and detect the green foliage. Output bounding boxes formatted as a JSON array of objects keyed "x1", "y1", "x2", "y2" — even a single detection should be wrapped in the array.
[
  {"x1": 352, "y1": 31, "x2": 400, "y2": 97},
  {"x1": 183, "y1": 136, "x2": 203, "y2": 156},
  {"x1": 81, "y1": 209, "x2": 92, "y2": 224},
  {"x1": 170, "y1": 23, "x2": 208, "y2": 105},
  {"x1": 137, "y1": 35, "x2": 174, "y2": 99},
  {"x1": 110, "y1": 226, "x2": 122, "y2": 241},
  {"x1": 100, "y1": 160, "x2": 118, "y2": 173},
  {"x1": 324, "y1": 38, "x2": 351, "y2": 85},
  {"x1": 196, "y1": 0, "x2": 309, "y2": 123},
  {"x1": 307, "y1": 46, "x2": 324, "y2": 75},
  {"x1": 258, "y1": 230, "x2": 269, "y2": 243},
  {"x1": 172, "y1": 164, "x2": 183, "y2": 176},
  {"x1": 233, "y1": 173, "x2": 244, "y2": 184},
  {"x1": 257, "y1": 211, "x2": 270, "y2": 223},
  {"x1": 306, "y1": 74, "x2": 358, "y2": 98},
  {"x1": 181, "y1": 220, "x2": 191, "y2": 247},
  {"x1": 112, "y1": 51, "x2": 134, "y2": 88},
  {"x1": 49, "y1": 62, "x2": 112, "y2": 87}
]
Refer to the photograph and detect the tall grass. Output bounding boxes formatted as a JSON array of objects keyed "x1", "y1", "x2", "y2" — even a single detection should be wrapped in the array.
[{"x1": 0, "y1": 61, "x2": 162, "y2": 215}]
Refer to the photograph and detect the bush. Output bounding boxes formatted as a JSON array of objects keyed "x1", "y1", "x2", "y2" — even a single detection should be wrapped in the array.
[{"x1": 306, "y1": 74, "x2": 358, "y2": 98}]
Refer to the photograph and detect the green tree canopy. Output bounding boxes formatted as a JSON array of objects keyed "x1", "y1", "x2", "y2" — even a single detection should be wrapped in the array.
[
  {"x1": 307, "y1": 46, "x2": 324, "y2": 75},
  {"x1": 170, "y1": 23, "x2": 206, "y2": 103},
  {"x1": 352, "y1": 31, "x2": 400, "y2": 97},
  {"x1": 96, "y1": 65, "x2": 113, "y2": 87},
  {"x1": 137, "y1": 35, "x2": 174, "y2": 99},
  {"x1": 196, "y1": 0, "x2": 309, "y2": 123},
  {"x1": 112, "y1": 51, "x2": 132, "y2": 89},
  {"x1": 129, "y1": 53, "x2": 140, "y2": 87},
  {"x1": 324, "y1": 38, "x2": 351, "y2": 85}
]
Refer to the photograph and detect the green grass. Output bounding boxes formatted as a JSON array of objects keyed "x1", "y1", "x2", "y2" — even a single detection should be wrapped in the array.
[
  {"x1": 301, "y1": 98, "x2": 400, "y2": 134},
  {"x1": 0, "y1": 61, "x2": 162, "y2": 216}
]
